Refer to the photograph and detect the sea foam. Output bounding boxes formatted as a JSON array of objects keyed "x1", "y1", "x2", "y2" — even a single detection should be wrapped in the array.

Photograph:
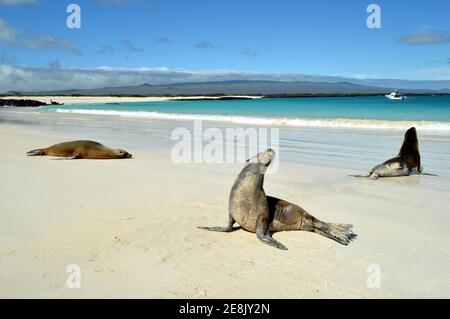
[{"x1": 51, "y1": 108, "x2": 450, "y2": 133}]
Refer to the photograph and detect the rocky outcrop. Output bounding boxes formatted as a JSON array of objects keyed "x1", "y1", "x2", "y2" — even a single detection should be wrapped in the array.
[{"x1": 0, "y1": 99, "x2": 48, "y2": 107}]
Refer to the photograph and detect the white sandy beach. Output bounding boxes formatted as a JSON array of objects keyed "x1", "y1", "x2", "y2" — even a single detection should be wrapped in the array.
[{"x1": 1, "y1": 107, "x2": 450, "y2": 299}]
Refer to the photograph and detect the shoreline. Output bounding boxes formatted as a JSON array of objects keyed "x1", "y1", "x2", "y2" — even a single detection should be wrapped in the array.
[
  {"x1": 2, "y1": 93, "x2": 450, "y2": 106},
  {"x1": 1, "y1": 95, "x2": 263, "y2": 105}
]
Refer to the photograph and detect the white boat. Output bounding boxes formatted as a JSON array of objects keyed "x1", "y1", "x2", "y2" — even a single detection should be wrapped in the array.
[{"x1": 385, "y1": 91, "x2": 406, "y2": 100}]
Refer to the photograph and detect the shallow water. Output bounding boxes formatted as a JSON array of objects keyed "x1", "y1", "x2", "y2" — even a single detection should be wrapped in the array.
[
  {"x1": 2, "y1": 108, "x2": 449, "y2": 178},
  {"x1": 35, "y1": 96, "x2": 450, "y2": 133}
]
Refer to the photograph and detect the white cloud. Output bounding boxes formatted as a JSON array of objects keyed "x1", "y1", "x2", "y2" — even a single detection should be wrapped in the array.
[
  {"x1": 0, "y1": 66, "x2": 323, "y2": 92},
  {"x1": 0, "y1": 18, "x2": 17, "y2": 43},
  {"x1": 0, "y1": 51, "x2": 16, "y2": 64},
  {"x1": 22, "y1": 34, "x2": 81, "y2": 54},
  {"x1": 241, "y1": 48, "x2": 258, "y2": 58},
  {"x1": 195, "y1": 41, "x2": 218, "y2": 49},
  {"x1": 47, "y1": 59, "x2": 61, "y2": 69},
  {"x1": 0, "y1": 66, "x2": 448, "y2": 93},
  {"x1": 399, "y1": 30, "x2": 450, "y2": 45},
  {"x1": 97, "y1": 45, "x2": 115, "y2": 54},
  {"x1": 345, "y1": 74, "x2": 379, "y2": 80},
  {"x1": 396, "y1": 66, "x2": 450, "y2": 81},
  {"x1": 156, "y1": 37, "x2": 171, "y2": 44},
  {"x1": 0, "y1": 18, "x2": 80, "y2": 54},
  {"x1": 121, "y1": 39, "x2": 144, "y2": 52}
]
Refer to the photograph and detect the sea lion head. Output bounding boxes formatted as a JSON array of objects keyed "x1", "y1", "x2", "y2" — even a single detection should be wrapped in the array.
[
  {"x1": 400, "y1": 127, "x2": 419, "y2": 155},
  {"x1": 245, "y1": 148, "x2": 275, "y2": 174},
  {"x1": 405, "y1": 127, "x2": 418, "y2": 144},
  {"x1": 114, "y1": 149, "x2": 133, "y2": 159}
]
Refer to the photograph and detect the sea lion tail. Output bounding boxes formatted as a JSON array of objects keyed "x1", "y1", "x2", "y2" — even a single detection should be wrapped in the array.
[
  {"x1": 313, "y1": 222, "x2": 357, "y2": 246},
  {"x1": 27, "y1": 149, "x2": 45, "y2": 156}
]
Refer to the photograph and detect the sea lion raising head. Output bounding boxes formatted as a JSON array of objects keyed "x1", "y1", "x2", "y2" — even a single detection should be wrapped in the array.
[
  {"x1": 399, "y1": 127, "x2": 420, "y2": 171},
  {"x1": 351, "y1": 127, "x2": 433, "y2": 179},
  {"x1": 199, "y1": 149, "x2": 356, "y2": 250},
  {"x1": 27, "y1": 140, "x2": 132, "y2": 159}
]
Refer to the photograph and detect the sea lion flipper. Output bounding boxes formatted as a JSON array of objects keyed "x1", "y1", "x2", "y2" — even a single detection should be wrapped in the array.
[
  {"x1": 68, "y1": 153, "x2": 81, "y2": 160},
  {"x1": 198, "y1": 215, "x2": 236, "y2": 233},
  {"x1": 256, "y1": 232, "x2": 288, "y2": 250},
  {"x1": 349, "y1": 174, "x2": 371, "y2": 178},
  {"x1": 314, "y1": 222, "x2": 356, "y2": 246},
  {"x1": 52, "y1": 153, "x2": 81, "y2": 160},
  {"x1": 256, "y1": 215, "x2": 288, "y2": 250},
  {"x1": 27, "y1": 149, "x2": 45, "y2": 156},
  {"x1": 420, "y1": 172, "x2": 441, "y2": 177},
  {"x1": 198, "y1": 226, "x2": 234, "y2": 232}
]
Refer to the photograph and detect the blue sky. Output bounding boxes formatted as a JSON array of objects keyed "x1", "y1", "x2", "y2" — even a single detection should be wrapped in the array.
[{"x1": 0, "y1": 0, "x2": 449, "y2": 91}]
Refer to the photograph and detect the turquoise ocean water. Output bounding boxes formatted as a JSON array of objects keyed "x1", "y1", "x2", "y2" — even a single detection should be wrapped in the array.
[{"x1": 37, "y1": 95, "x2": 450, "y2": 133}]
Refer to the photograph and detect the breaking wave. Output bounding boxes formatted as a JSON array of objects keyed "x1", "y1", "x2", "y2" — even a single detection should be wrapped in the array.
[{"x1": 49, "y1": 108, "x2": 450, "y2": 133}]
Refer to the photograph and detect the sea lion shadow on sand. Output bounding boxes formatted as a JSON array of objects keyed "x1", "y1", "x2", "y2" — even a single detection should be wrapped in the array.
[
  {"x1": 27, "y1": 140, "x2": 132, "y2": 160},
  {"x1": 199, "y1": 149, "x2": 356, "y2": 250},
  {"x1": 350, "y1": 127, "x2": 440, "y2": 180}
]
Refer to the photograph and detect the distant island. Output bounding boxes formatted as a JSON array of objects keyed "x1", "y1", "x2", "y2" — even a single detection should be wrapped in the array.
[
  {"x1": 4, "y1": 80, "x2": 449, "y2": 97},
  {"x1": 1, "y1": 80, "x2": 449, "y2": 108}
]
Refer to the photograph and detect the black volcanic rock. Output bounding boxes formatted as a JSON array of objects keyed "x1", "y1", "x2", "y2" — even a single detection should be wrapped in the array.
[{"x1": 0, "y1": 99, "x2": 48, "y2": 107}]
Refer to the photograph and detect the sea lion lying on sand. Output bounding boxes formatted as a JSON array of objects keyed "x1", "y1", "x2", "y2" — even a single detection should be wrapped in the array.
[
  {"x1": 199, "y1": 149, "x2": 356, "y2": 250},
  {"x1": 27, "y1": 140, "x2": 132, "y2": 159}
]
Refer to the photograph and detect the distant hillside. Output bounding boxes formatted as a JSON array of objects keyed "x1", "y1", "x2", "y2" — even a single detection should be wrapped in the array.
[{"x1": 7, "y1": 80, "x2": 449, "y2": 97}]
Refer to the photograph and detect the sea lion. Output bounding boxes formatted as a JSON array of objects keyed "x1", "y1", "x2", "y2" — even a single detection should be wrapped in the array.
[
  {"x1": 27, "y1": 140, "x2": 132, "y2": 159},
  {"x1": 351, "y1": 127, "x2": 437, "y2": 179},
  {"x1": 198, "y1": 149, "x2": 356, "y2": 250}
]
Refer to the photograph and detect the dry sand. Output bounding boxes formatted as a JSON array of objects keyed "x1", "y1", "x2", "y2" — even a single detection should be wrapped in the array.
[{"x1": 0, "y1": 111, "x2": 449, "y2": 298}]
